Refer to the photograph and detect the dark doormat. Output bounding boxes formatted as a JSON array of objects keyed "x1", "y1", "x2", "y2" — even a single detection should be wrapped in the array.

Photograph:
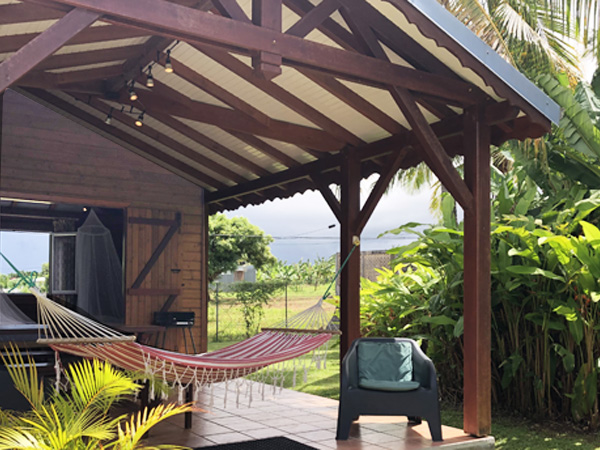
[{"x1": 195, "y1": 436, "x2": 318, "y2": 449}]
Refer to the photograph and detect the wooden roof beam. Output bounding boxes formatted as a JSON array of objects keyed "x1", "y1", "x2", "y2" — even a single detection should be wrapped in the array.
[
  {"x1": 75, "y1": 95, "x2": 252, "y2": 182},
  {"x1": 118, "y1": 81, "x2": 345, "y2": 152},
  {"x1": 0, "y1": 27, "x2": 150, "y2": 54},
  {"x1": 252, "y1": 0, "x2": 283, "y2": 80},
  {"x1": 21, "y1": 88, "x2": 224, "y2": 190},
  {"x1": 166, "y1": 57, "x2": 272, "y2": 127},
  {"x1": 0, "y1": 3, "x2": 64, "y2": 25},
  {"x1": 150, "y1": 111, "x2": 275, "y2": 177},
  {"x1": 285, "y1": 0, "x2": 340, "y2": 38},
  {"x1": 18, "y1": 65, "x2": 123, "y2": 90},
  {"x1": 0, "y1": 8, "x2": 100, "y2": 94},
  {"x1": 43, "y1": 0, "x2": 485, "y2": 105},
  {"x1": 228, "y1": 131, "x2": 300, "y2": 168},
  {"x1": 36, "y1": 45, "x2": 145, "y2": 71},
  {"x1": 196, "y1": 45, "x2": 365, "y2": 147}
]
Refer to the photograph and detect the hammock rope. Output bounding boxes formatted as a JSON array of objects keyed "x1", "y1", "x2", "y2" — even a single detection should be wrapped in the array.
[{"x1": 2, "y1": 240, "x2": 360, "y2": 403}]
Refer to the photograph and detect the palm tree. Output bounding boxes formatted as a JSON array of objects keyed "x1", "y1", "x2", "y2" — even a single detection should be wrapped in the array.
[{"x1": 0, "y1": 347, "x2": 191, "y2": 450}]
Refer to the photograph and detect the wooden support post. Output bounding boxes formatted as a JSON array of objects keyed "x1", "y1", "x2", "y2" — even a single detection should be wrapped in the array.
[
  {"x1": 200, "y1": 196, "x2": 209, "y2": 353},
  {"x1": 339, "y1": 149, "x2": 361, "y2": 359},
  {"x1": 462, "y1": 106, "x2": 491, "y2": 436},
  {"x1": 252, "y1": 0, "x2": 282, "y2": 80}
]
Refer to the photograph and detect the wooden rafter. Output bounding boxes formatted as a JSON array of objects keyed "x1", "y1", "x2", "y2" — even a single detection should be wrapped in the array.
[
  {"x1": 196, "y1": 45, "x2": 365, "y2": 148},
  {"x1": 0, "y1": 3, "x2": 64, "y2": 25},
  {"x1": 211, "y1": 0, "x2": 251, "y2": 22},
  {"x1": 41, "y1": 0, "x2": 485, "y2": 106},
  {"x1": 310, "y1": 175, "x2": 341, "y2": 222},
  {"x1": 149, "y1": 111, "x2": 273, "y2": 177},
  {"x1": 283, "y1": 0, "x2": 363, "y2": 52},
  {"x1": 0, "y1": 8, "x2": 101, "y2": 93},
  {"x1": 228, "y1": 131, "x2": 300, "y2": 168},
  {"x1": 116, "y1": 80, "x2": 344, "y2": 152},
  {"x1": 75, "y1": 95, "x2": 251, "y2": 182},
  {"x1": 22, "y1": 88, "x2": 224, "y2": 189},
  {"x1": 0, "y1": 27, "x2": 149, "y2": 55},
  {"x1": 18, "y1": 65, "x2": 123, "y2": 91},
  {"x1": 298, "y1": 67, "x2": 405, "y2": 135},
  {"x1": 166, "y1": 57, "x2": 272, "y2": 127},
  {"x1": 36, "y1": 45, "x2": 145, "y2": 71},
  {"x1": 285, "y1": 0, "x2": 340, "y2": 38}
]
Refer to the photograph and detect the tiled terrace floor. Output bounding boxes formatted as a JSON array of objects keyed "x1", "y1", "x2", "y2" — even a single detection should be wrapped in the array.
[{"x1": 142, "y1": 382, "x2": 494, "y2": 449}]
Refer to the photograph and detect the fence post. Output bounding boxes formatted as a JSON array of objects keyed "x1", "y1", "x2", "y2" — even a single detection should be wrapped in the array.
[{"x1": 215, "y1": 282, "x2": 219, "y2": 342}]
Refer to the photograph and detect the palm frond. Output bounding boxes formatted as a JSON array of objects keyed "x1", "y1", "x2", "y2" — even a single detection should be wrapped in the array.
[
  {"x1": 110, "y1": 403, "x2": 192, "y2": 450},
  {"x1": 0, "y1": 427, "x2": 49, "y2": 450},
  {"x1": 0, "y1": 344, "x2": 44, "y2": 411}
]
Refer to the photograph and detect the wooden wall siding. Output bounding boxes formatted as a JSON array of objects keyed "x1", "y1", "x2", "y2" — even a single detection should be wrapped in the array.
[
  {"x1": 126, "y1": 207, "x2": 203, "y2": 353},
  {"x1": 0, "y1": 90, "x2": 201, "y2": 210},
  {"x1": 1, "y1": 90, "x2": 206, "y2": 353}
]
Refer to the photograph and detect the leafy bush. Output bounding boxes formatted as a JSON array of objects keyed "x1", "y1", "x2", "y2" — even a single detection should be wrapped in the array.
[
  {"x1": 230, "y1": 280, "x2": 284, "y2": 337},
  {"x1": 363, "y1": 167, "x2": 600, "y2": 426}
]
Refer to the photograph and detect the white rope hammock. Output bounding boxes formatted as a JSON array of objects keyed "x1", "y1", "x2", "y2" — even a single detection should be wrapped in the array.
[{"x1": 30, "y1": 288, "x2": 338, "y2": 403}]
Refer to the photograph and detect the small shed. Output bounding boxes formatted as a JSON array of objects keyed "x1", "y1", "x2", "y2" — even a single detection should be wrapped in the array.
[{"x1": 0, "y1": 0, "x2": 559, "y2": 436}]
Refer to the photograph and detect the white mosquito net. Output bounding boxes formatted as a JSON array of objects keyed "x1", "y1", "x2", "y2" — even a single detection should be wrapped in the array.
[
  {"x1": 75, "y1": 210, "x2": 124, "y2": 324},
  {"x1": 0, "y1": 290, "x2": 34, "y2": 326}
]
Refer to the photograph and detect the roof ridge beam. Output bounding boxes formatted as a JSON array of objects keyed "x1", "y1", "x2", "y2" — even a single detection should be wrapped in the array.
[
  {"x1": 41, "y1": 0, "x2": 485, "y2": 105},
  {"x1": 0, "y1": 8, "x2": 101, "y2": 93}
]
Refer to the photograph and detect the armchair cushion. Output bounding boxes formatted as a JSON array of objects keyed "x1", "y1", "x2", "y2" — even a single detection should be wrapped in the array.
[
  {"x1": 359, "y1": 379, "x2": 420, "y2": 391},
  {"x1": 357, "y1": 340, "x2": 413, "y2": 386}
]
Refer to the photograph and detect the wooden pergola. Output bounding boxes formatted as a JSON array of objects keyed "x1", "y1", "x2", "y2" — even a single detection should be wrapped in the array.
[{"x1": 0, "y1": 0, "x2": 559, "y2": 437}]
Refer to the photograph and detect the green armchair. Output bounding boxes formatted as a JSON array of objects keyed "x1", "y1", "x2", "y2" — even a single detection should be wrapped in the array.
[{"x1": 336, "y1": 337, "x2": 443, "y2": 441}]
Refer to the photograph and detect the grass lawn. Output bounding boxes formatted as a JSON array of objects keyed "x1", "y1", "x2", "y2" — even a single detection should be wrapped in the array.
[{"x1": 207, "y1": 285, "x2": 600, "y2": 449}]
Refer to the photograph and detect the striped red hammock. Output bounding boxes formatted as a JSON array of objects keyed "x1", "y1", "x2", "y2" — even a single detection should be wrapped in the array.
[{"x1": 30, "y1": 288, "x2": 337, "y2": 402}]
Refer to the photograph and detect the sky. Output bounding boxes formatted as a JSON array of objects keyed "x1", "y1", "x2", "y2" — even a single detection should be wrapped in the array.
[
  {"x1": 0, "y1": 179, "x2": 437, "y2": 274},
  {"x1": 224, "y1": 178, "x2": 437, "y2": 263}
]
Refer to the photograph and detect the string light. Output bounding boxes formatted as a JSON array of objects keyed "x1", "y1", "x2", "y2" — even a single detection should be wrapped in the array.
[
  {"x1": 128, "y1": 81, "x2": 138, "y2": 101},
  {"x1": 146, "y1": 66, "x2": 154, "y2": 88},
  {"x1": 164, "y1": 49, "x2": 173, "y2": 73},
  {"x1": 104, "y1": 107, "x2": 113, "y2": 125},
  {"x1": 135, "y1": 111, "x2": 145, "y2": 127}
]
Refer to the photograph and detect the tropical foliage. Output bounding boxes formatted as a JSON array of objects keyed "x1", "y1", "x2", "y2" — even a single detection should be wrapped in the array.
[
  {"x1": 361, "y1": 71, "x2": 600, "y2": 426},
  {"x1": 0, "y1": 348, "x2": 190, "y2": 449},
  {"x1": 208, "y1": 213, "x2": 276, "y2": 282}
]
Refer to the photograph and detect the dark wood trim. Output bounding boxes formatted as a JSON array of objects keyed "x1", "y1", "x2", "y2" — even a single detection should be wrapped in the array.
[
  {"x1": 130, "y1": 212, "x2": 181, "y2": 289},
  {"x1": 127, "y1": 288, "x2": 181, "y2": 296},
  {"x1": 168, "y1": 57, "x2": 272, "y2": 126},
  {"x1": 339, "y1": 149, "x2": 361, "y2": 359},
  {"x1": 0, "y1": 3, "x2": 64, "y2": 25},
  {"x1": 159, "y1": 294, "x2": 180, "y2": 312},
  {"x1": 286, "y1": 0, "x2": 340, "y2": 38},
  {"x1": 391, "y1": 87, "x2": 474, "y2": 211},
  {"x1": 21, "y1": 88, "x2": 223, "y2": 189},
  {"x1": 311, "y1": 175, "x2": 342, "y2": 223},
  {"x1": 252, "y1": 0, "x2": 283, "y2": 79},
  {"x1": 196, "y1": 45, "x2": 365, "y2": 148},
  {"x1": 0, "y1": 27, "x2": 148, "y2": 54},
  {"x1": 354, "y1": 148, "x2": 408, "y2": 233},
  {"x1": 74, "y1": 94, "x2": 250, "y2": 183},
  {"x1": 0, "y1": 8, "x2": 100, "y2": 93},
  {"x1": 46, "y1": 0, "x2": 485, "y2": 105},
  {"x1": 212, "y1": 0, "x2": 251, "y2": 22},
  {"x1": 462, "y1": 106, "x2": 492, "y2": 436},
  {"x1": 128, "y1": 217, "x2": 179, "y2": 226},
  {"x1": 229, "y1": 131, "x2": 300, "y2": 168}
]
